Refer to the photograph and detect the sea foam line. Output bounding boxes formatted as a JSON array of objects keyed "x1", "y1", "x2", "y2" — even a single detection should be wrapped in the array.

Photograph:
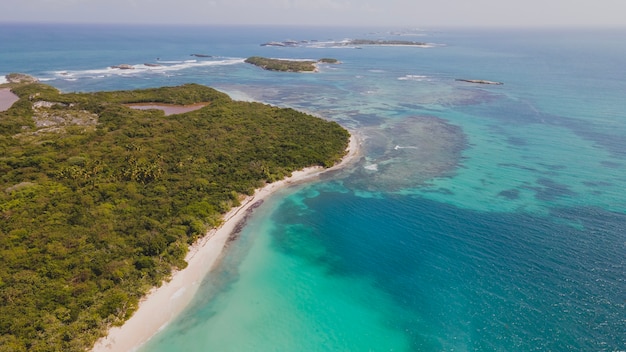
[
  {"x1": 398, "y1": 74, "x2": 432, "y2": 82},
  {"x1": 47, "y1": 58, "x2": 245, "y2": 81}
]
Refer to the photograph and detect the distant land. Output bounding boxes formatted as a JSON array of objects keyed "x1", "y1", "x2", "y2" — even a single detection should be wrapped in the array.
[
  {"x1": 245, "y1": 56, "x2": 340, "y2": 72},
  {"x1": 455, "y1": 78, "x2": 504, "y2": 85},
  {"x1": 347, "y1": 39, "x2": 429, "y2": 46},
  {"x1": 261, "y1": 38, "x2": 429, "y2": 48}
]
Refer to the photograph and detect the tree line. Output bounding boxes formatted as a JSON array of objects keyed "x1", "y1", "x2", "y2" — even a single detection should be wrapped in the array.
[{"x1": 0, "y1": 82, "x2": 349, "y2": 351}]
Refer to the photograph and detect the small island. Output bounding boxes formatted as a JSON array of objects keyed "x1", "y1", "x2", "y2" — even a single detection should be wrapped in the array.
[
  {"x1": 261, "y1": 38, "x2": 429, "y2": 48},
  {"x1": 245, "y1": 56, "x2": 340, "y2": 72},
  {"x1": 0, "y1": 77, "x2": 351, "y2": 351},
  {"x1": 347, "y1": 39, "x2": 428, "y2": 46},
  {"x1": 455, "y1": 78, "x2": 503, "y2": 85},
  {"x1": 110, "y1": 64, "x2": 134, "y2": 70}
]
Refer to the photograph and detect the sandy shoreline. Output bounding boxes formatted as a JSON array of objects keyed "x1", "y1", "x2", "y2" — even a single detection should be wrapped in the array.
[{"x1": 92, "y1": 133, "x2": 361, "y2": 352}]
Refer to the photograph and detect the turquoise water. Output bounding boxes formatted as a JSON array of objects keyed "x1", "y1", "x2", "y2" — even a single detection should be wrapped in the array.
[{"x1": 2, "y1": 25, "x2": 625, "y2": 351}]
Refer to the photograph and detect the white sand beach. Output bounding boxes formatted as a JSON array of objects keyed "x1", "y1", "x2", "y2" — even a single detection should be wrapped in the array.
[{"x1": 92, "y1": 133, "x2": 361, "y2": 351}]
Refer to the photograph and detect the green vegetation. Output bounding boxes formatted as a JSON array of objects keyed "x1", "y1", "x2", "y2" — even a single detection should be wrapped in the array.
[
  {"x1": 4, "y1": 73, "x2": 39, "y2": 84},
  {"x1": 318, "y1": 58, "x2": 339, "y2": 64},
  {"x1": 0, "y1": 82, "x2": 349, "y2": 351},
  {"x1": 245, "y1": 56, "x2": 318, "y2": 72}
]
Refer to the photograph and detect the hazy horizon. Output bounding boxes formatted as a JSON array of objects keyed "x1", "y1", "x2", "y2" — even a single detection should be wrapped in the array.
[{"x1": 2, "y1": 0, "x2": 625, "y2": 28}]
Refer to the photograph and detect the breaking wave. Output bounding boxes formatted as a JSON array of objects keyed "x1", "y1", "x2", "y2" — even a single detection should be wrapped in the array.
[
  {"x1": 42, "y1": 58, "x2": 245, "y2": 81},
  {"x1": 398, "y1": 74, "x2": 433, "y2": 82}
]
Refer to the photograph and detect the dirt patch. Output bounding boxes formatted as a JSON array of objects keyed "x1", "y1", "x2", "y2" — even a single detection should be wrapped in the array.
[
  {"x1": 0, "y1": 88, "x2": 19, "y2": 112},
  {"x1": 126, "y1": 102, "x2": 208, "y2": 116}
]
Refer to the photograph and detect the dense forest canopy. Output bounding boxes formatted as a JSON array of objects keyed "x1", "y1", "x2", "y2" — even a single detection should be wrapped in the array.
[
  {"x1": 245, "y1": 56, "x2": 318, "y2": 72},
  {"x1": 0, "y1": 81, "x2": 349, "y2": 351}
]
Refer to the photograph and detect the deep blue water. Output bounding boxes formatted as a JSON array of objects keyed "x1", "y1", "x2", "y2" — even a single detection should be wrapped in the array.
[
  {"x1": 1, "y1": 24, "x2": 625, "y2": 351},
  {"x1": 275, "y1": 190, "x2": 625, "y2": 350}
]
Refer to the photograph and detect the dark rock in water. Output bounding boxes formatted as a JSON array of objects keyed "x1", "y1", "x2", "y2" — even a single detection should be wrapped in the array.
[
  {"x1": 261, "y1": 41, "x2": 287, "y2": 47},
  {"x1": 456, "y1": 78, "x2": 503, "y2": 85},
  {"x1": 191, "y1": 54, "x2": 212, "y2": 58},
  {"x1": 110, "y1": 64, "x2": 134, "y2": 70}
]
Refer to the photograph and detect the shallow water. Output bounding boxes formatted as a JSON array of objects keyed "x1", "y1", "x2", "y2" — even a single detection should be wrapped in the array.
[{"x1": 2, "y1": 25, "x2": 625, "y2": 351}]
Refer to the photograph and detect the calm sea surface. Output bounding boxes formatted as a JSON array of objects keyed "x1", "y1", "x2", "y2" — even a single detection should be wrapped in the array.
[{"x1": 1, "y1": 24, "x2": 625, "y2": 351}]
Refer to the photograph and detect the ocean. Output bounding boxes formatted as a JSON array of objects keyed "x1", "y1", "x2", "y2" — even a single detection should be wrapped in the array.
[{"x1": 1, "y1": 24, "x2": 625, "y2": 351}]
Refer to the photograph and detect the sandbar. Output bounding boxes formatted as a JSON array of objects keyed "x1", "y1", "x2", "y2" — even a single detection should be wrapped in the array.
[
  {"x1": 92, "y1": 133, "x2": 361, "y2": 352},
  {"x1": 126, "y1": 102, "x2": 208, "y2": 116},
  {"x1": 0, "y1": 88, "x2": 20, "y2": 112}
]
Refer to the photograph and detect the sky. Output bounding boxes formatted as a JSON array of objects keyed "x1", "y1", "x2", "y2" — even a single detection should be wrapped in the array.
[{"x1": 1, "y1": 0, "x2": 625, "y2": 27}]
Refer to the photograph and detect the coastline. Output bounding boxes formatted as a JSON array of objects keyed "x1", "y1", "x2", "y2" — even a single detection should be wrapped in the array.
[{"x1": 92, "y1": 133, "x2": 361, "y2": 352}]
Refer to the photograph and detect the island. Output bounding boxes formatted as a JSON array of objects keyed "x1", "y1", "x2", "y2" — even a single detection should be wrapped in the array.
[
  {"x1": 245, "y1": 56, "x2": 317, "y2": 72},
  {"x1": 347, "y1": 39, "x2": 428, "y2": 46},
  {"x1": 110, "y1": 64, "x2": 134, "y2": 70},
  {"x1": 261, "y1": 38, "x2": 429, "y2": 48},
  {"x1": 455, "y1": 78, "x2": 503, "y2": 85},
  {"x1": 0, "y1": 77, "x2": 352, "y2": 352},
  {"x1": 245, "y1": 56, "x2": 340, "y2": 72},
  {"x1": 318, "y1": 58, "x2": 340, "y2": 64}
]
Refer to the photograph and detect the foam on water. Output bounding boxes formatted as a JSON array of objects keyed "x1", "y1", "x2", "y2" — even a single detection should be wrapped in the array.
[
  {"x1": 43, "y1": 58, "x2": 246, "y2": 82},
  {"x1": 397, "y1": 74, "x2": 432, "y2": 81}
]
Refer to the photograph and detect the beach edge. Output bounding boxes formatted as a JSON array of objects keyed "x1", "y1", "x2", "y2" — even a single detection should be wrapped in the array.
[{"x1": 91, "y1": 132, "x2": 361, "y2": 351}]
